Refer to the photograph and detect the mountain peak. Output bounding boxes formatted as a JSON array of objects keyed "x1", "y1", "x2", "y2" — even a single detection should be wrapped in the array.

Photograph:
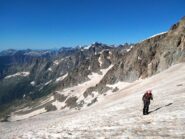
[{"x1": 170, "y1": 16, "x2": 185, "y2": 31}]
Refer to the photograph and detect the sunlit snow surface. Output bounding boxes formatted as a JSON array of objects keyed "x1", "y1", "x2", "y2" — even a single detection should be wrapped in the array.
[{"x1": 1, "y1": 63, "x2": 185, "y2": 138}]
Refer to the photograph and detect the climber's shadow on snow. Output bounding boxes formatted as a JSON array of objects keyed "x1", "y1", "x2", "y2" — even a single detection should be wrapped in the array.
[{"x1": 149, "y1": 103, "x2": 173, "y2": 114}]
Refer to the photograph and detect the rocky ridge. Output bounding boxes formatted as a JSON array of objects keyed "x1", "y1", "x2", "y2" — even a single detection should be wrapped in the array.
[{"x1": 0, "y1": 17, "x2": 185, "y2": 121}]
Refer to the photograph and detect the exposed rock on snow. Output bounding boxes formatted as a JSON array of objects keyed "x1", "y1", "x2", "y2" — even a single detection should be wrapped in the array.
[
  {"x1": 1, "y1": 63, "x2": 185, "y2": 138},
  {"x1": 55, "y1": 65, "x2": 113, "y2": 109}
]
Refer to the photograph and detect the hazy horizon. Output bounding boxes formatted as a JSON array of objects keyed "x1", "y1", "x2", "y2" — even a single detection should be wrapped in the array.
[{"x1": 0, "y1": 0, "x2": 185, "y2": 51}]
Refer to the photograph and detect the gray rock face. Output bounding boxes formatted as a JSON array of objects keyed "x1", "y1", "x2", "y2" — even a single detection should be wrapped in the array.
[
  {"x1": 77, "y1": 17, "x2": 185, "y2": 106},
  {"x1": 0, "y1": 43, "x2": 118, "y2": 117},
  {"x1": 102, "y1": 17, "x2": 185, "y2": 84},
  {"x1": 0, "y1": 17, "x2": 185, "y2": 119}
]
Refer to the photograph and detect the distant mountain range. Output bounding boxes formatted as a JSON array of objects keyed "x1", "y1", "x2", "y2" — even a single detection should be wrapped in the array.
[{"x1": 0, "y1": 16, "x2": 185, "y2": 122}]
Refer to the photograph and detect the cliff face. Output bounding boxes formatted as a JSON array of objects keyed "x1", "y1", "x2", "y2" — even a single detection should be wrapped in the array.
[
  {"x1": 100, "y1": 17, "x2": 185, "y2": 85},
  {"x1": 80, "y1": 17, "x2": 185, "y2": 105}
]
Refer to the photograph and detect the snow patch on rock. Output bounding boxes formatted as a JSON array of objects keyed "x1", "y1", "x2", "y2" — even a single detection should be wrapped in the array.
[
  {"x1": 98, "y1": 56, "x2": 103, "y2": 67},
  {"x1": 53, "y1": 60, "x2": 59, "y2": 65},
  {"x1": 48, "y1": 67, "x2": 52, "y2": 72},
  {"x1": 140, "y1": 32, "x2": 167, "y2": 43},
  {"x1": 147, "y1": 32, "x2": 167, "y2": 39},
  {"x1": 56, "y1": 73, "x2": 68, "y2": 82},
  {"x1": 5, "y1": 72, "x2": 30, "y2": 79},
  {"x1": 52, "y1": 100, "x2": 65, "y2": 110},
  {"x1": 44, "y1": 80, "x2": 52, "y2": 86},
  {"x1": 84, "y1": 45, "x2": 91, "y2": 50},
  {"x1": 57, "y1": 65, "x2": 113, "y2": 107},
  {"x1": 126, "y1": 45, "x2": 133, "y2": 52},
  {"x1": 30, "y1": 81, "x2": 36, "y2": 86},
  {"x1": 138, "y1": 56, "x2": 142, "y2": 60}
]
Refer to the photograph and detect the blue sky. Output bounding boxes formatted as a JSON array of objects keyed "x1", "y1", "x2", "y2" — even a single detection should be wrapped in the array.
[{"x1": 0, "y1": 0, "x2": 185, "y2": 51}]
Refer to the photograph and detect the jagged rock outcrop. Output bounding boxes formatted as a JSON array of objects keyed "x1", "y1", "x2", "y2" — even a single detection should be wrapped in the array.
[
  {"x1": 100, "y1": 17, "x2": 185, "y2": 85},
  {"x1": 81, "y1": 17, "x2": 185, "y2": 102}
]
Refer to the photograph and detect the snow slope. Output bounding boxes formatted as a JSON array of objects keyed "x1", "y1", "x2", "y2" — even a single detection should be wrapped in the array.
[
  {"x1": 5, "y1": 66, "x2": 113, "y2": 121},
  {"x1": 0, "y1": 63, "x2": 185, "y2": 139},
  {"x1": 54, "y1": 65, "x2": 113, "y2": 109}
]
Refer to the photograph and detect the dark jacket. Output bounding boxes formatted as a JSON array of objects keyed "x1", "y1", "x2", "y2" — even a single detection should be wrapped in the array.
[{"x1": 142, "y1": 92, "x2": 153, "y2": 104}]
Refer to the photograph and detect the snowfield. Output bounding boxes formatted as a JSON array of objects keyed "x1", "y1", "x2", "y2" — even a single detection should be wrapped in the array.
[
  {"x1": 0, "y1": 63, "x2": 185, "y2": 138},
  {"x1": 6, "y1": 66, "x2": 113, "y2": 121},
  {"x1": 55, "y1": 65, "x2": 113, "y2": 109}
]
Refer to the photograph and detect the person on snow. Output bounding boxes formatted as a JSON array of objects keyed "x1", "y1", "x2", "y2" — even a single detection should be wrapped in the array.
[{"x1": 142, "y1": 90, "x2": 153, "y2": 115}]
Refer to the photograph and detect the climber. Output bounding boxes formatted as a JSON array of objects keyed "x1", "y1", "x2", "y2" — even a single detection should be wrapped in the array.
[{"x1": 142, "y1": 90, "x2": 153, "y2": 115}]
